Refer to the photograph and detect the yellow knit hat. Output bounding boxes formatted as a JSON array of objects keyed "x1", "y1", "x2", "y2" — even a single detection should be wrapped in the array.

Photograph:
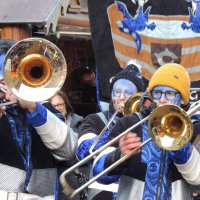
[{"x1": 148, "y1": 63, "x2": 190, "y2": 105}]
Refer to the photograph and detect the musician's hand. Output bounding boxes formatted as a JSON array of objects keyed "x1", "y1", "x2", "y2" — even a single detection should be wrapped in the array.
[
  {"x1": 119, "y1": 132, "x2": 142, "y2": 157},
  {"x1": 0, "y1": 83, "x2": 8, "y2": 91},
  {"x1": 18, "y1": 98, "x2": 37, "y2": 112},
  {"x1": 0, "y1": 105, "x2": 6, "y2": 118},
  {"x1": 4, "y1": 88, "x2": 36, "y2": 112},
  {"x1": 5, "y1": 89, "x2": 18, "y2": 103},
  {"x1": 113, "y1": 98, "x2": 126, "y2": 113},
  {"x1": 117, "y1": 102, "x2": 125, "y2": 113},
  {"x1": 0, "y1": 83, "x2": 8, "y2": 100},
  {"x1": 139, "y1": 91, "x2": 156, "y2": 117}
]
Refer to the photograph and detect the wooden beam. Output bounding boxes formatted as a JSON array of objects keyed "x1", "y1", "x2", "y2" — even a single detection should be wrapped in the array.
[
  {"x1": 1, "y1": 24, "x2": 32, "y2": 41},
  {"x1": 58, "y1": 14, "x2": 89, "y2": 28}
]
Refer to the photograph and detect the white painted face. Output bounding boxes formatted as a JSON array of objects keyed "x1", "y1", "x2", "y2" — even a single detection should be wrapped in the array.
[{"x1": 111, "y1": 79, "x2": 138, "y2": 113}]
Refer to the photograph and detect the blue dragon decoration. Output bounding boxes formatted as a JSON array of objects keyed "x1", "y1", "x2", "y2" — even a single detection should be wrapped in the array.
[
  {"x1": 116, "y1": 1, "x2": 156, "y2": 53},
  {"x1": 181, "y1": 0, "x2": 200, "y2": 33}
]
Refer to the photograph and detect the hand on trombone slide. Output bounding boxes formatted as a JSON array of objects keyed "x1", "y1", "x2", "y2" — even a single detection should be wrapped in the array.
[
  {"x1": 119, "y1": 132, "x2": 142, "y2": 157},
  {"x1": 113, "y1": 99, "x2": 126, "y2": 113},
  {"x1": 118, "y1": 92, "x2": 155, "y2": 158}
]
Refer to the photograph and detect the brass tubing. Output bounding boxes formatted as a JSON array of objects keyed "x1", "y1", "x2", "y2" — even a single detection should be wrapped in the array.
[
  {"x1": 60, "y1": 100, "x2": 200, "y2": 198},
  {"x1": 60, "y1": 115, "x2": 150, "y2": 198}
]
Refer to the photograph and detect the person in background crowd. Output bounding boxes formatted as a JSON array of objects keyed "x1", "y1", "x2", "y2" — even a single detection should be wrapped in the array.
[
  {"x1": 0, "y1": 39, "x2": 78, "y2": 200},
  {"x1": 76, "y1": 62, "x2": 144, "y2": 200},
  {"x1": 93, "y1": 63, "x2": 200, "y2": 200},
  {"x1": 50, "y1": 90, "x2": 83, "y2": 130},
  {"x1": 50, "y1": 90, "x2": 88, "y2": 200}
]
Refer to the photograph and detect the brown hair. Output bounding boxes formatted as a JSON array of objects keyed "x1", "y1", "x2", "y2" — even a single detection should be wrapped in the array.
[{"x1": 52, "y1": 90, "x2": 74, "y2": 116}]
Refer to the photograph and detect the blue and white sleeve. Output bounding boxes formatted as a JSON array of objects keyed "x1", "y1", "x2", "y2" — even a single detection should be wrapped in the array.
[
  {"x1": 26, "y1": 102, "x2": 77, "y2": 160},
  {"x1": 92, "y1": 147, "x2": 121, "y2": 184}
]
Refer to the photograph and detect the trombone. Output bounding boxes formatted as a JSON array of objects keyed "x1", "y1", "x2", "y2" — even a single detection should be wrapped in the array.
[
  {"x1": 89, "y1": 92, "x2": 142, "y2": 154},
  {"x1": 0, "y1": 100, "x2": 19, "y2": 107},
  {"x1": 60, "y1": 101, "x2": 200, "y2": 199},
  {"x1": 123, "y1": 92, "x2": 142, "y2": 116},
  {"x1": 3, "y1": 37, "x2": 67, "y2": 102}
]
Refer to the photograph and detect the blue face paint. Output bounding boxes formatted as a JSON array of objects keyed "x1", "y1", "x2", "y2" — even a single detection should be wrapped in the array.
[
  {"x1": 111, "y1": 79, "x2": 138, "y2": 113},
  {"x1": 0, "y1": 53, "x2": 5, "y2": 78},
  {"x1": 152, "y1": 86, "x2": 182, "y2": 106},
  {"x1": 112, "y1": 79, "x2": 138, "y2": 99}
]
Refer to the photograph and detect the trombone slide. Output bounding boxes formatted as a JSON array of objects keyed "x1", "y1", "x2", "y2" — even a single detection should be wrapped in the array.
[
  {"x1": 60, "y1": 115, "x2": 150, "y2": 198},
  {"x1": 89, "y1": 111, "x2": 118, "y2": 154},
  {"x1": 0, "y1": 100, "x2": 19, "y2": 107}
]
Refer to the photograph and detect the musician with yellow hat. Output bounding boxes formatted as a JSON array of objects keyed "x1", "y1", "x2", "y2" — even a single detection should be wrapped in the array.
[{"x1": 93, "y1": 63, "x2": 200, "y2": 200}]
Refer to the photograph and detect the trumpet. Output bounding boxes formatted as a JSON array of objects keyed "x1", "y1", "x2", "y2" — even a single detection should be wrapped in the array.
[
  {"x1": 3, "y1": 37, "x2": 67, "y2": 102},
  {"x1": 60, "y1": 101, "x2": 200, "y2": 199},
  {"x1": 89, "y1": 93, "x2": 142, "y2": 154}
]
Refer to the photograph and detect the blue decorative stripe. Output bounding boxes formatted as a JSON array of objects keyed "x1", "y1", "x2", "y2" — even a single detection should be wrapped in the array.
[
  {"x1": 168, "y1": 143, "x2": 192, "y2": 164},
  {"x1": 141, "y1": 122, "x2": 172, "y2": 200},
  {"x1": 6, "y1": 107, "x2": 32, "y2": 192},
  {"x1": 54, "y1": 175, "x2": 59, "y2": 200},
  {"x1": 26, "y1": 103, "x2": 47, "y2": 127},
  {"x1": 77, "y1": 131, "x2": 111, "y2": 160},
  {"x1": 96, "y1": 66, "x2": 103, "y2": 111},
  {"x1": 77, "y1": 137, "x2": 96, "y2": 160},
  {"x1": 93, "y1": 154, "x2": 120, "y2": 184},
  {"x1": 191, "y1": 114, "x2": 200, "y2": 123},
  {"x1": 0, "y1": 53, "x2": 5, "y2": 77}
]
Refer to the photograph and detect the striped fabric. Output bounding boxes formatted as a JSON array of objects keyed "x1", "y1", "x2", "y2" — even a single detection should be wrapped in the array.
[
  {"x1": 107, "y1": 2, "x2": 200, "y2": 82},
  {"x1": 117, "y1": 175, "x2": 193, "y2": 200},
  {"x1": 0, "y1": 163, "x2": 57, "y2": 198}
]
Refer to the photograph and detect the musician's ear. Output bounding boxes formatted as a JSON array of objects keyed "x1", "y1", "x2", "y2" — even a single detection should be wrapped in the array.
[{"x1": 181, "y1": 99, "x2": 185, "y2": 105}]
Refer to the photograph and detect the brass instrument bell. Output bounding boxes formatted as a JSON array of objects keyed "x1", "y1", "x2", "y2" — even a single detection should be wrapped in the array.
[
  {"x1": 148, "y1": 104, "x2": 193, "y2": 151},
  {"x1": 3, "y1": 38, "x2": 67, "y2": 102},
  {"x1": 123, "y1": 93, "x2": 142, "y2": 116},
  {"x1": 60, "y1": 102, "x2": 199, "y2": 198}
]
